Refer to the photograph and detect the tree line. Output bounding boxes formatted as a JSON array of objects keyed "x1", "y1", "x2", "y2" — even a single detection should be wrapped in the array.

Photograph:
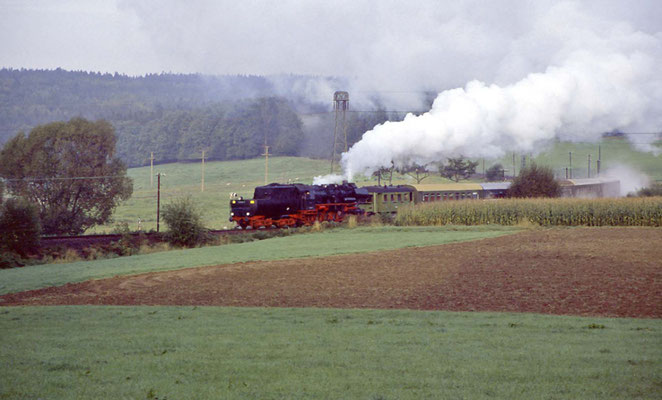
[{"x1": 0, "y1": 68, "x2": 397, "y2": 166}]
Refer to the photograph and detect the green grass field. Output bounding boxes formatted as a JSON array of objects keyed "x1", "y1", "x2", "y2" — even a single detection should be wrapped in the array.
[
  {"x1": 0, "y1": 225, "x2": 518, "y2": 295},
  {"x1": 98, "y1": 138, "x2": 661, "y2": 233},
  {"x1": 1, "y1": 306, "x2": 660, "y2": 399}
]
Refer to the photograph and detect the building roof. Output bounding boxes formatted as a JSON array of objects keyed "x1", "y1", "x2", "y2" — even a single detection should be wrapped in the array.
[
  {"x1": 480, "y1": 182, "x2": 512, "y2": 190},
  {"x1": 559, "y1": 178, "x2": 620, "y2": 186},
  {"x1": 411, "y1": 183, "x2": 483, "y2": 192}
]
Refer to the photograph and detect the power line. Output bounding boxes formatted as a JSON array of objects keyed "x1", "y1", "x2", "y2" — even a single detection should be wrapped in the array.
[{"x1": 3, "y1": 175, "x2": 130, "y2": 182}]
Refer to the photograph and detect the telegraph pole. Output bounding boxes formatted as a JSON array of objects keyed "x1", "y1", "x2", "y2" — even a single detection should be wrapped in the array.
[
  {"x1": 150, "y1": 152, "x2": 154, "y2": 187},
  {"x1": 587, "y1": 154, "x2": 591, "y2": 178},
  {"x1": 512, "y1": 153, "x2": 516, "y2": 178},
  {"x1": 156, "y1": 173, "x2": 161, "y2": 232},
  {"x1": 201, "y1": 150, "x2": 205, "y2": 192},
  {"x1": 263, "y1": 145, "x2": 270, "y2": 184}
]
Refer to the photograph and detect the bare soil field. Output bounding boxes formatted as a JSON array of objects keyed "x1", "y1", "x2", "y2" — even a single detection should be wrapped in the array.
[{"x1": 2, "y1": 227, "x2": 661, "y2": 318}]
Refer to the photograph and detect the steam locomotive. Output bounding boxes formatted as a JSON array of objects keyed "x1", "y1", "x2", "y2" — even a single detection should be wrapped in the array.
[{"x1": 230, "y1": 182, "x2": 371, "y2": 229}]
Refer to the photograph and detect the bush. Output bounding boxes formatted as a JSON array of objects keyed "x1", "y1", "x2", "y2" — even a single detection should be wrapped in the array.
[
  {"x1": 0, "y1": 198, "x2": 41, "y2": 258},
  {"x1": 161, "y1": 197, "x2": 211, "y2": 247},
  {"x1": 631, "y1": 183, "x2": 662, "y2": 197},
  {"x1": 507, "y1": 163, "x2": 560, "y2": 198}
]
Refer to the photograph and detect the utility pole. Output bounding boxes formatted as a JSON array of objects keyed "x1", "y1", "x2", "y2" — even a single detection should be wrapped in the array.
[
  {"x1": 331, "y1": 91, "x2": 349, "y2": 173},
  {"x1": 263, "y1": 145, "x2": 270, "y2": 184},
  {"x1": 150, "y1": 152, "x2": 154, "y2": 187},
  {"x1": 201, "y1": 150, "x2": 205, "y2": 192},
  {"x1": 156, "y1": 173, "x2": 161, "y2": 233},
  {"x1": 587, "y1": 154, "x2": 591, "y2": 178},
  {"x1": 512, "y1": 152, "x2": 516, "y2": 178}
]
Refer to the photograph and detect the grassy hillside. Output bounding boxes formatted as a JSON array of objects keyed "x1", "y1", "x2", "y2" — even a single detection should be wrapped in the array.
[
  {"x1": 2, "y1": 306, "x2": 659, "y2": 399},
  {"x1": 495, "y1": 137, "x2": 662, "y2": 180},
  {"x1": 98, "y1": 138, "x2": 660, "y2": 233}
]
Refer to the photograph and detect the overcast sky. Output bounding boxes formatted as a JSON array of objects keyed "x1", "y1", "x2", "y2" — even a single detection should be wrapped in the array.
[{"x1": 2, "y1": 0, "x2": 660, "y2": 90}]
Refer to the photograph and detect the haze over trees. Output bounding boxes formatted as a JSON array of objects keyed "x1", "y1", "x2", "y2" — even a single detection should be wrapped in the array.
[
  {"x1": 0, "y1": 68, "x2": 398, "y2": 167},
  {"x1": 0, "y1": 118, "x2": 133, "y2": 234}
]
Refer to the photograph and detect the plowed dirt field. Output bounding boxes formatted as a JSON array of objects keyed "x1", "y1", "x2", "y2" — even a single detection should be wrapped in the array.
[{"x1": 2, "y1": 227, "x2": 661, "y2": 318}]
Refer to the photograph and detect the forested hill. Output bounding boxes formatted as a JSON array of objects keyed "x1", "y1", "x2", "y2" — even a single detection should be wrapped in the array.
[{"x1": 0, "y1": 68, "x2": 395, "y2": 166}]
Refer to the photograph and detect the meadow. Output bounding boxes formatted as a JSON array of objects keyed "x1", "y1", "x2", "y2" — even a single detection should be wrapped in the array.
[
  {"x1": 0, "y1": 225, "x2": 518, "y2": 295},
  {"x1": 2, "y1": 138, "x2": 660, "y2": 399},
  {"x1": 98, "y1": 137, "x2": 661, "y2": 233},
  {"x1": 1, "y1": 306, "x2": 660, "y2": 399}
]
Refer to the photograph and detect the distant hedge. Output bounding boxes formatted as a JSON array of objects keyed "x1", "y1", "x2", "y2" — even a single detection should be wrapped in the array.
[{"x1": 395, "y1": 197, "x2": 662, "y2": 227}]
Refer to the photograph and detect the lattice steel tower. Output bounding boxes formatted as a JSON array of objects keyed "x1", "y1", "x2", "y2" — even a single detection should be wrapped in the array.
[{"x1": 330, "y1": 91, "x2": 349, "y2": 173}]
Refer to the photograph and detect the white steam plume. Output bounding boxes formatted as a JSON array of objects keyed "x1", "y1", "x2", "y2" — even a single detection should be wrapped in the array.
[
  {"x1": 604, "y1": 165, "x2": 651, "y2": 196},
  {"x1": 313, "y1": 174, "x2": 345, "y2": 185},
  {"x1": 339, "y1": 4, "x2": 662, "y2": 180}
]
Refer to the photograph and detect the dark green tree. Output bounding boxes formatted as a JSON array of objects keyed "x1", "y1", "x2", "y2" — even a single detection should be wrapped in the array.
[
  {"x1": 400, "y1": 163, "x2": 430, "y2": 184},
  {"x1": 485, "y1": 163, "x2": 505, "y2": 181},
  {"x1": 630, "y1": 183, "x2": 662, "y2": 197},
  {"x1": 0, "y1": 118, "x2": 133, "y2": 234},
  {"x1": 161, "y1": 197, "x2": 210, "y2": 247},
  {"x1": 439, "y1": 157, "x2": 479, "y2": 182},
  {"x1": 507, "y1": 162, "x2": 560, "y2": 198},
  {"x1": 0, "y1": 197, "x2": 41, "y2": 258}
]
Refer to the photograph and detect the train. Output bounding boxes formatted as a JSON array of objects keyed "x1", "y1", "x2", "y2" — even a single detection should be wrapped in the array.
[
  {"x1": 230, "y1": 178, "x2": 620, "y2": 229},
  {"x1": 230, "y1": 182, "x2": 371, "y2": 229}
]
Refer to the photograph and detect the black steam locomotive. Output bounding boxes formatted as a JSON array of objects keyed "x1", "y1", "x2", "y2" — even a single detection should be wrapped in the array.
[{"x1": 230, "y1": 182, "x2": 371, "y2": 229}]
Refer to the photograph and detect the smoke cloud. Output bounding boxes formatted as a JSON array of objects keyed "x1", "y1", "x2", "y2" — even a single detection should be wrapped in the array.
[
  {"x1": 604, "y1": 165, "x2": 651, "y2": 196},
  {"x1": 338, "y1": 2, "x2": 662, "y2": 179}
]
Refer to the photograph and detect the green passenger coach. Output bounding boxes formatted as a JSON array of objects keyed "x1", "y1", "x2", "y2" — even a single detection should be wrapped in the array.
[
  {"x1": 361, "y1": 185, "x2": 416, "y2": 214},
  {"x1": 411, "y1": 183, "x2": 484, "y2": 202}
]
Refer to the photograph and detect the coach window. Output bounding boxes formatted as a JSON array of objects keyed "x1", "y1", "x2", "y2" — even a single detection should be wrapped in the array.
[
  {"x1": 383, "y1": 194, "x2": 388, "y2": 202},
  {"x1": 391, "y1": 194, "x2": 394, "y2": 202},
  {"x1": 397, "y1": 194, "x2": 402, "y2": 202}
]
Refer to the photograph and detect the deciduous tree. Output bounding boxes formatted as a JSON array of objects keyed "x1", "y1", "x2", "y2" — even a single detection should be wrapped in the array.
[
  {"x1": 0, "y1": 118, "x2": 133, "y2": 234},
  {"x1": 507, "y1": 162, "x2": 560, "y2": 198},
  {"x1": 439, "y1": 157, "x2": 479, "y2": 182},
  {"x1": 400, "y1": 163, "x2": 430, "y2": 184}
]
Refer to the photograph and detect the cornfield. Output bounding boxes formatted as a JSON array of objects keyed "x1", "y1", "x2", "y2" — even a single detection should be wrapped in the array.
[{"x1": 394, "y1": 197, "x2": 662, "y2": 227}]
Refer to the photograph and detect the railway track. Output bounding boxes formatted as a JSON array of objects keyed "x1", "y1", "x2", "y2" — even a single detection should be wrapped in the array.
[
  {"x1": 40, "y1": 229, "x2": 251, "y2": 249},
  {"x1": 39, "y1": 227, "x2": 281, "y2": 250}
]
